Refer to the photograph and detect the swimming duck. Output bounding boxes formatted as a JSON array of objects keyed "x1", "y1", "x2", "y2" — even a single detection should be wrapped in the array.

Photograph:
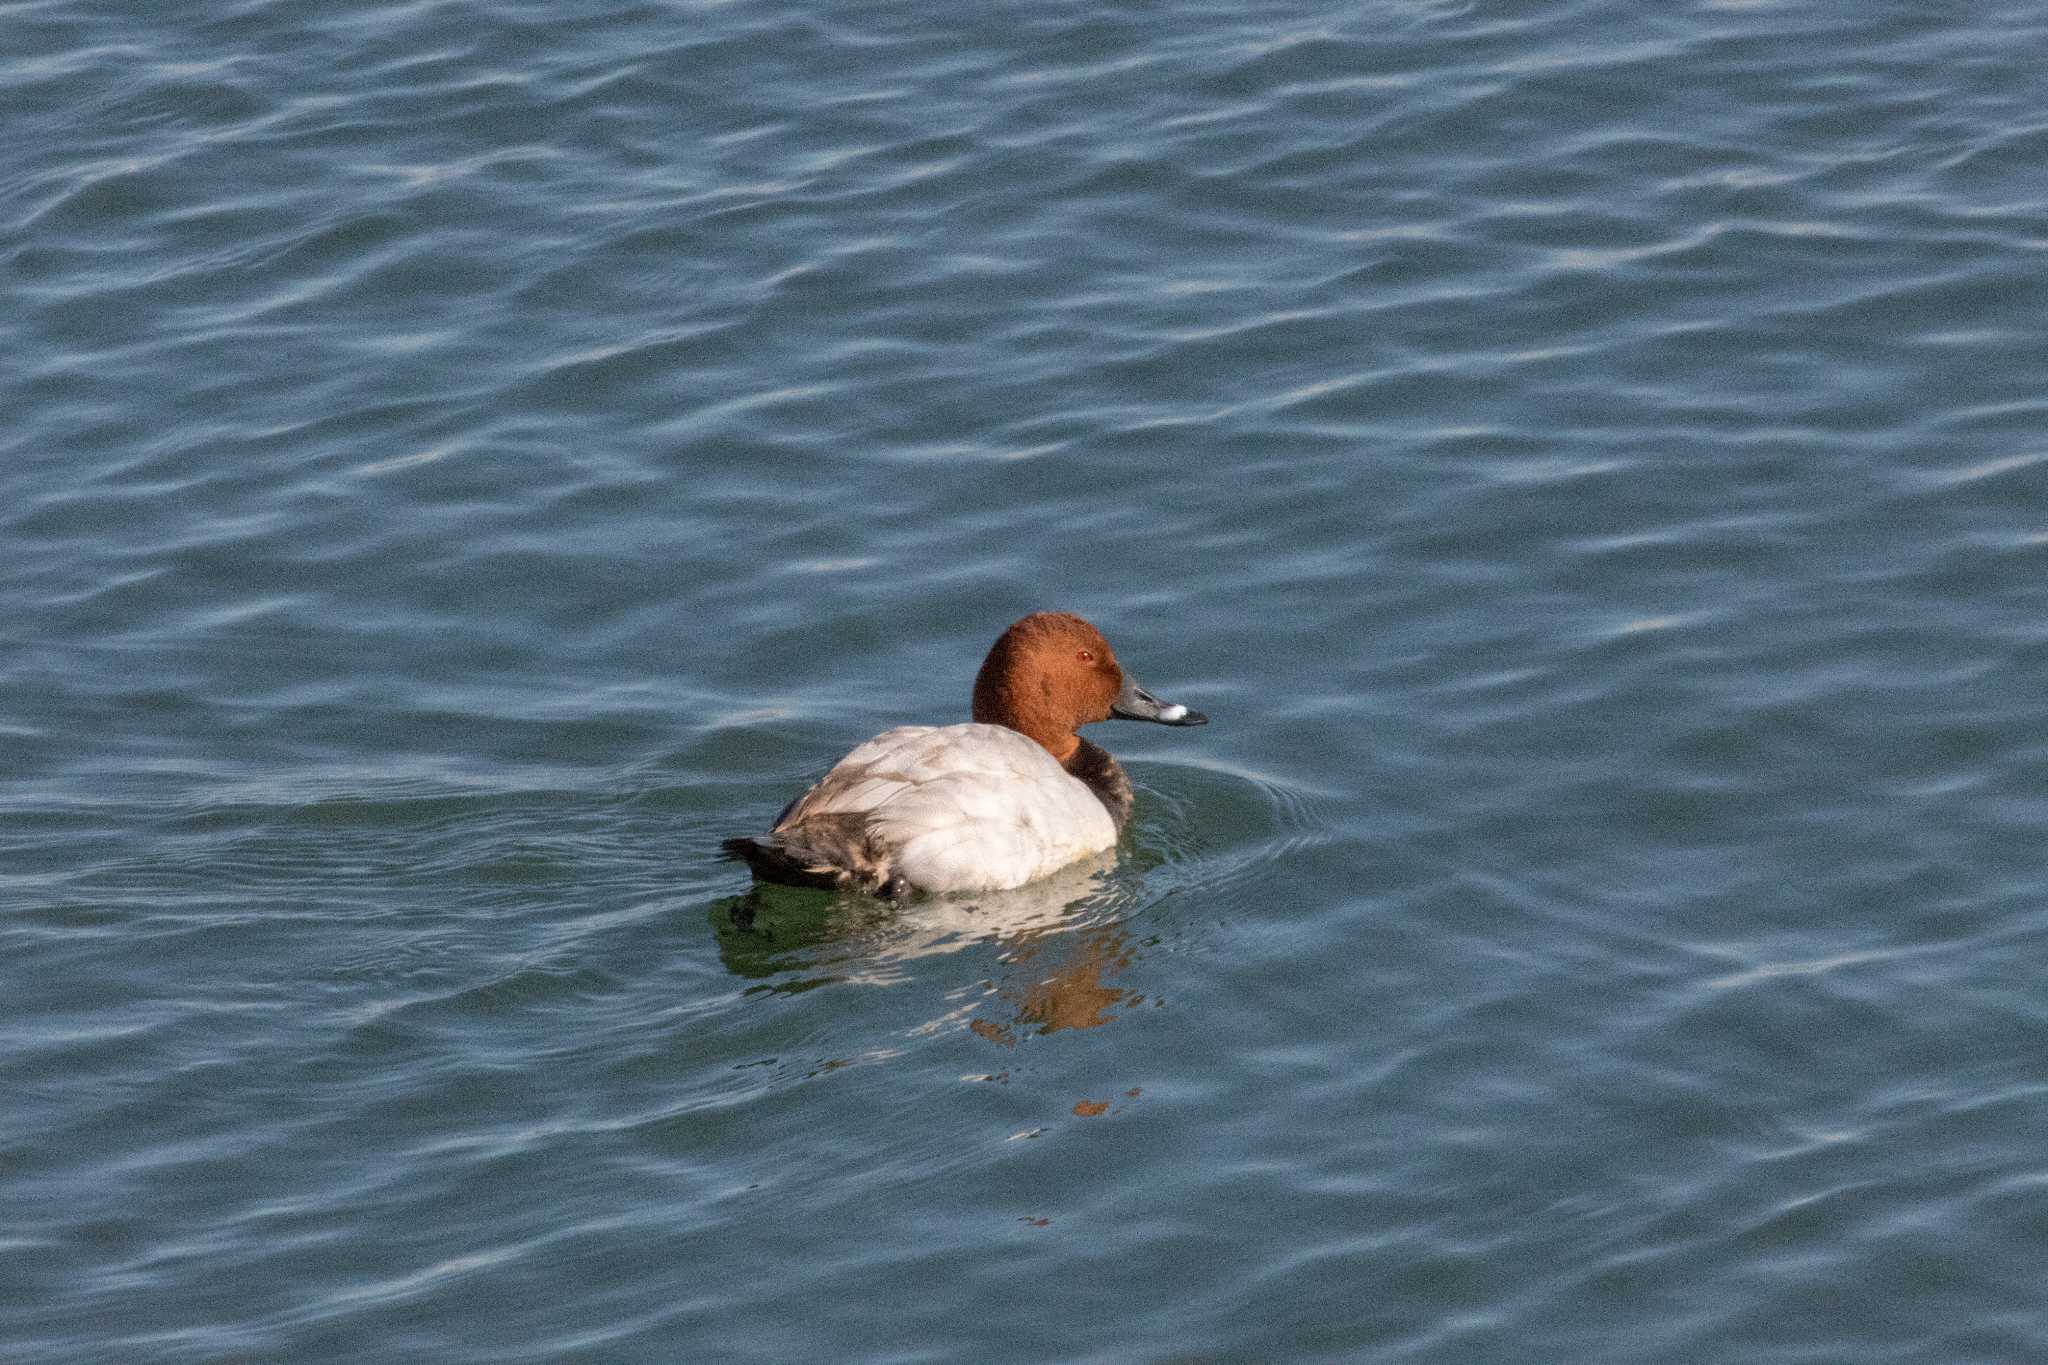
[{"x1": 721, "y1": 611, "x2": 1208, "y2": 897}]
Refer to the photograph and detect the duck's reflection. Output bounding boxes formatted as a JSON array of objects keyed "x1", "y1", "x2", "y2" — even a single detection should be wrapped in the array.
[
  {"x1": 968, "y1": 921, "x2": 1140, "y2": 1046},
  {"x1": 710, "y1": 853, "x2": 1147, "y2": 1041}
]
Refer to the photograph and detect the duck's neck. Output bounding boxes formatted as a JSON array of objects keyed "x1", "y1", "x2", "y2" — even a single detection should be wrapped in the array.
[{"x1": 1063, "y1": 737, "x2": 1133, "y2": 828}]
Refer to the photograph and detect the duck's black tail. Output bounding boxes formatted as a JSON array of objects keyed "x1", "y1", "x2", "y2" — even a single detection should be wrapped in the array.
[{"x1": 719, "y1": 835, "x2": 841, "y2": 891}]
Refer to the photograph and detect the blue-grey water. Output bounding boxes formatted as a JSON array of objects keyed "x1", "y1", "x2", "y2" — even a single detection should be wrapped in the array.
[{"x1": 6, "y1": 0, "x2": 2048, "y2": 1359}]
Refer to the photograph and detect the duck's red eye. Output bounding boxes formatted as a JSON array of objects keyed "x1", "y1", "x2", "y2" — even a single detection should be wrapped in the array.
[{"x1": 1077, "y1": 649, "x2": 1094, "y2": 663}]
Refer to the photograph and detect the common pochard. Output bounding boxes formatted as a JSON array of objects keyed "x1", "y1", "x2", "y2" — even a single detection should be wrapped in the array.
[{"x1": 721, "y1": 611, "x2": 1208, "y2": 896}]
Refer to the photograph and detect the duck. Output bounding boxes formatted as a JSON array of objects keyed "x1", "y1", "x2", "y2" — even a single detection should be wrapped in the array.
[{"x1": 720, "y1": 611, "x2": 1208, "y2": 897}]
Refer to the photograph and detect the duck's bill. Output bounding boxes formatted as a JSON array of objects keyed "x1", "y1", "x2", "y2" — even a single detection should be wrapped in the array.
[{"x1": 1110, "y1": 676, "x2": 1209, "y2": 726}]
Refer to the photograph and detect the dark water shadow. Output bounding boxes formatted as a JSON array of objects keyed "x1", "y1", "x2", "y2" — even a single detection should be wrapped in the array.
[{"x1": 704, "y1": 853, "x2": 1159, "y2": 1043}]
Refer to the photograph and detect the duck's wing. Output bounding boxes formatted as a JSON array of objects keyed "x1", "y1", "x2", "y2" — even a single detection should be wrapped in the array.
[
  {"x1": 858, "y1": 728, "x2": 1118, "y2": 892},
  {"x1": 737, "y1": 725, "x2": 1115, "y2": 895},
  {"x1": 718, "y1": 727, "x2": 943, "y2": 894}
]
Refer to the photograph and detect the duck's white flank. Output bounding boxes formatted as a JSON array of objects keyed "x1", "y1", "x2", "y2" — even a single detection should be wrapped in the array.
[{"x1": 781, "y1": 723, "x2": 1117, "y2": 893}]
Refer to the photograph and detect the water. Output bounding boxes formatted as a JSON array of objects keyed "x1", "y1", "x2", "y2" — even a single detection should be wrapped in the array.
[{"x1": 6, "y1": 0, "x2": 2048, "y2": 1358}]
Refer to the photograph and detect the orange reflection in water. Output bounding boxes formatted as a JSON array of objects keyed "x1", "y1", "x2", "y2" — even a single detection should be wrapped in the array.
[{"x1": 968, "y1": 924, "x2": 1145, "y2": 1047}]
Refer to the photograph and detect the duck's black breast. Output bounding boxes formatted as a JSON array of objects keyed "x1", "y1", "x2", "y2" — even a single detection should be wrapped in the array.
[{"x1": 1065, "y1": 738, "x2": 1133, "y2": 829}]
